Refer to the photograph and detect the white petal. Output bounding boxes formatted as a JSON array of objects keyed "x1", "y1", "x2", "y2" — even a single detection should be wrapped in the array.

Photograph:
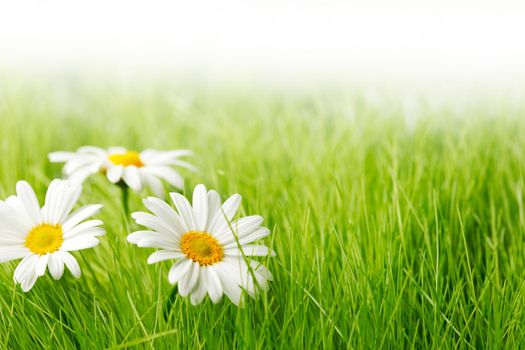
[
  {"x1": 42, "y1": 179, "x2": 82, "y2": 224},
  {"x1": 179, "y1": 262, "x2": 199, "y2": 297},
  {"x1": 60, "y1": 182, "x2": 83, "y2": 223},
  {"x1": 20, "y1": 271, "x2": 38, "y2": 292},
  {"x1": 78, "y1": 146, "x2": 107, "y2": 155},
  {"x1": 226, "y1": 257, "x2": 258, "y2": 298},
  {"x1": 35, "y1": 254, "x2": 49, "y2": 276},
  {"x1": 61, "y1": 252, "x2": 81, "y2": 278},
  {"x1": 170, "y1": 193, "x2": 197, "y2": 231},
  {"x1": 16, "y1": 181, "x2": 41, "y2": 225},
  {"x1": 206, "y1": 267, "x2": 223, "y2": 304},
  {"x1": 0, "y1": 246, "x2": 29, "y2": 263},
  {"x1": 67, "y1": 166, "x2": 99, "y2": 184},
  {"x1": 127, "y1": 230, "x2": 155, "y2": 244},
  {"x1": 63, "y1": 158, "x2": 104, "y2": 182},
  {"x1": 2, "y1": 196, "x2": 33, "y2": 233},
  {"x1": 217, "y1": 215, "x2": 264, "y2": 245},
  {"x1": 209, "y1": 194, "x2": 241, "y2": 234},
  {"x1": 221, "y1": 194, "x2": 242, "y2": 218},
  {"x1": 169, "y1": 159, "x2": 197, "y2": 172},
  {"x1": 0, "y1": 231, "x2": 25, "y2": 245},
  {"x1": 250, "y1": 260, "x2": 272, "y2": 279},
  {"x1": 66, "y1": 228, "x2": 105, "y2": 240},
  {"x1": 137, "y1": 235, "x2": 177, "y2": 249},
  {"x1": 143, "y1": 166, "x2": 184, "y2": 189},
  {"x1": 143, "y1": 173, "x2": 165, "y2": 198},
  {"x1": 107, "y1": 165, "x2": 124, "y2": 183},
  {"x1": 61, "y1": 236, "x2": 100, "y2": 251},
  {"x1": 237, "y1": 227, "x2": 271, "y2": 246},
  {"x1": 225, "y1": 257, "x2": 271, "y2": 296},
  {"x1": 48, "y1": 253, "x2": 65, "y2": 280},
  {"x1": 131, "y1": 211, "x2": 180, "y2": 238},
  {"x1": 147, "y1": 250, "x2": 184, "y2": 264},
  {"x1": 190, "y1": 269, "x2": 207, "y2": 305},
  {"x1": 224, "y1": 244, "x2": 275, "y2": 257},
  {"x1": 168, "y1": 258, "x2": 192, "y2": 284},
  {"x1": 205, "y1": 190, "x2": 222, "y2": 231},
  {"x1": 123, "y1": 166, "x2": 143, "y2": 192},
  {"x1": 62, "y1": 204, "x2": 103, "y2": 232},
  {"x1": 192, "y1": 184, "x2": 208, "y2": 231},
  {"x1": 63, "y1": 157, "x2": 97, "y2": 175},
  {"x1": 137, "y1": 149, "x2": 158, "y2": 162},
  {"x1": 48, "y1": 151, "x2": 76, "y2": 162},
  {"x1": 14, "y1": 255, "x2": 40, "y2": 292},
  {"x1": 13, "y1": 254, "x2": 38, "y2": 283},
  {"x1": 249, "y1": 260, "x2": 272, "y2": 289},
  {"x1": 142, "y1": 197, "x2": 186, "y2": 235},
  {"x1": 214, "y1": 262, "x2": 243, "y2": 306},
  {"x1": 63, "y1": 220, "x2": 104, "y2": 239},
  {"x1": 140, "y1": 149, "x2": 193, "y2": 165},
  {"x1": 41, "y1": 179, "x2": 62, "y2": 223},
  {"x1": 108, "y1": 146, "x2": 127, "y2": 154}
]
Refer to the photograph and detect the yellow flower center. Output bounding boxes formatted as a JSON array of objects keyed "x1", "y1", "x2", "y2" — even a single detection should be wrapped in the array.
[
  {"x1": 108, "y1": 151, "x2": 144, "y2": 167},
  {"x1": 25, "y1": 224, "x2": 64, "y2": 255},
  {"x1": 180, "y1": 231, "x2": 224, "y2": 266}
]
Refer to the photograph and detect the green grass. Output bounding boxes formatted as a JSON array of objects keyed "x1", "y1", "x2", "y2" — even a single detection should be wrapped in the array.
[{"x1": 1, "y1": 81, "x2": 525, "y2": 348}]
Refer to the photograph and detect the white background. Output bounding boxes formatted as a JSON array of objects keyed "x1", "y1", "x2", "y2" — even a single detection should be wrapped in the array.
[{"x1": 0, "y1": 0, "x2": 524, "y2": 84}]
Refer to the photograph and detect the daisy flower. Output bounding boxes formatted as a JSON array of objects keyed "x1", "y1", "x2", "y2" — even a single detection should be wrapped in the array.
[
  {"x1": 127, "y1": 184, "x2": 274, "y2": 306},
  {"x1": 48, "y1": 147, "x2": 194, "y2": 197},
  {"x1": 0, "y1": 179, "x2": 105, "y2": 292}
]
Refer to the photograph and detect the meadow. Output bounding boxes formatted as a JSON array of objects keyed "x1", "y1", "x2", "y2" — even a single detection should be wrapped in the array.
[{"x1": 1, "y1": 80, "x2": 525, "y2": 348}]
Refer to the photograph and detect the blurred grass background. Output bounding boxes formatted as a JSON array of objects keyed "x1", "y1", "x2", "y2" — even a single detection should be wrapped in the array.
[{"x1": 1, "y1": 79, "x2": 525, "y2": 348}]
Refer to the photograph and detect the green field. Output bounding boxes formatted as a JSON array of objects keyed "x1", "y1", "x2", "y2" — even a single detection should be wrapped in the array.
[{"x1": 1, "y1": 81, "x2": 525, "y2": 348}]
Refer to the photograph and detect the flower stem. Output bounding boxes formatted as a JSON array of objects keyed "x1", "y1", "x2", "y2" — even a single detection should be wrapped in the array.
[{"x1": 119, "y1": 184, "x2": 131, "y2": 232}]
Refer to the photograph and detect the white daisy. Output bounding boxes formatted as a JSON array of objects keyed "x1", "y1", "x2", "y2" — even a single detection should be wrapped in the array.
[
  {"x1": 127, "y1": 184, "x2": 274, "y2": 306},
  {"x1": 0, "y1": 179, "x2": 105, "y2": 292},
  {"x1": 48, "y1": 146, "x2": 194, "y2": 197}
]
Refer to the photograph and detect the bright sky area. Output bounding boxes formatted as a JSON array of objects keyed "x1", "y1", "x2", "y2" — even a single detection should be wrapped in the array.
[{"x1": 0, "y1": 0, "x2": 524, "y2": 86}]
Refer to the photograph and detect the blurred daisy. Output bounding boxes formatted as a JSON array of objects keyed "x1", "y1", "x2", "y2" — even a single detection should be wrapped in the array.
[
  {"x1": 0, "y1": 180, "x2": 104, "y2": 292},
  {"x1": 128, "y1": 184, "x2": 274, "y2": 306},
  {"x1": 48, "y1": 147, "x2": 194, "y2": 197}
]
